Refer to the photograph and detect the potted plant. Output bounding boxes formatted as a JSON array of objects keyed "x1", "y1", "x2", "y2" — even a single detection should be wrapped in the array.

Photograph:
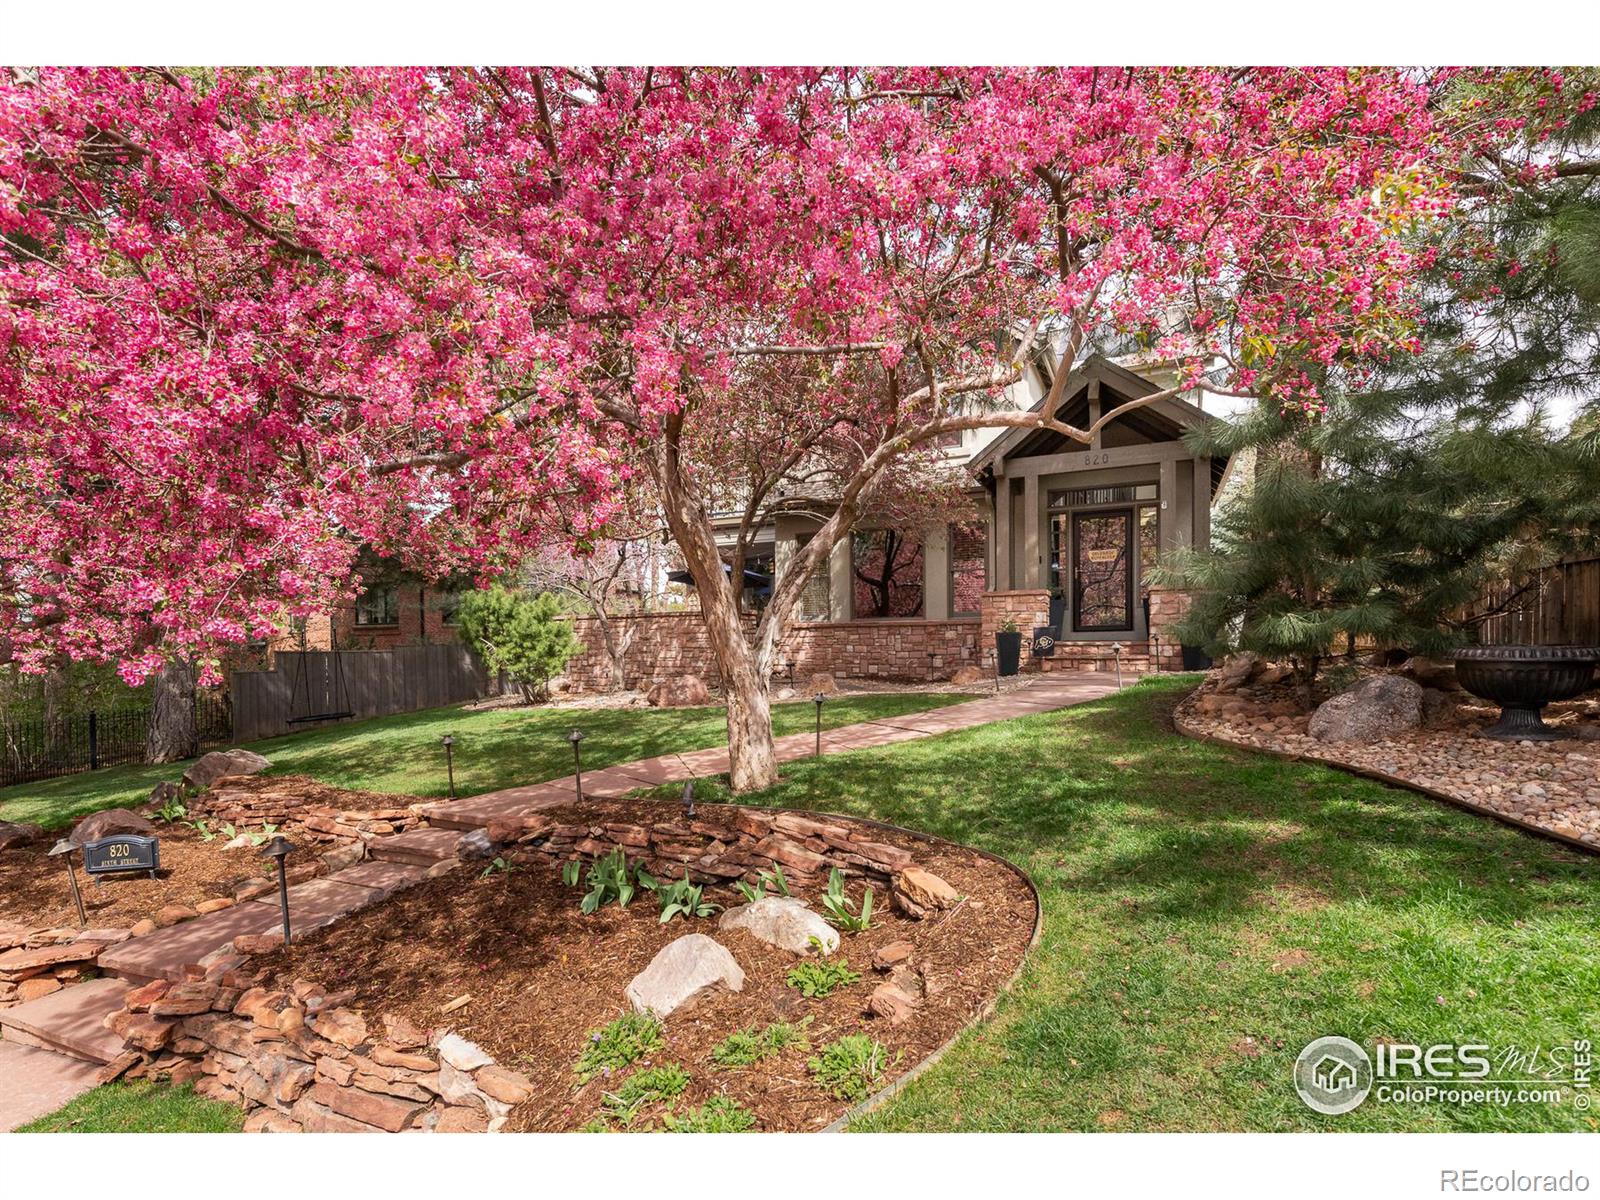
[{"x1": 995, "y1": 618, "x2": 1024, "y2": 677}]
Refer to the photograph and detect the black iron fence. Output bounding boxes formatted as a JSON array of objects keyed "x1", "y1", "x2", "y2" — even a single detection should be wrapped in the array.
[{"x1": 0, "y1": 693, "x2": 232, "y2": 789}]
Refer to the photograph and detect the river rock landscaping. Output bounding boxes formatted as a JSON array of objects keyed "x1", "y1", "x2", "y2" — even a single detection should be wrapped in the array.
[
  {"x1": 239, "y1": 799, "x2": 1038, "y2": 1132},
  {"x1": 1177, "y1": 657, "x2": 1600, "y2": 849}
]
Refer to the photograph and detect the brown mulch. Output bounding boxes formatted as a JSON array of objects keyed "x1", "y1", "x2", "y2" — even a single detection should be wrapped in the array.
[
  {"x1": 0, "y1": 826, "x2": 297, "y2": 931},
  {"x1": 254, "y1": 801, "x2": 1037, "y2": 1132}
]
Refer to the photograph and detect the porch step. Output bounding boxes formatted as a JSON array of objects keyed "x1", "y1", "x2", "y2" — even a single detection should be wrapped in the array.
[
  {"x1": 0, "y1": 977, "x2": 129, "y2": 1065},
  {"x1": 368, "y1": 827, "x2": 464, "y2": 866}
]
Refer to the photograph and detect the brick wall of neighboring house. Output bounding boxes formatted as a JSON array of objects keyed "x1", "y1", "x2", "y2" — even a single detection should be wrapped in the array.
[
  {"x1": 558, "y1": 611, "x2": 984, "y2": 692},
  {"x1": 267, "y1": 590, "x2": 460, "y2": 654}
]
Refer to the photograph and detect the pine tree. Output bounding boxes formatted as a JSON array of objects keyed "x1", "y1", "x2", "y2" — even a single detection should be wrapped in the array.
[{"x1": 1164, "y1": 69, "x2": 1600, "y2": 706}]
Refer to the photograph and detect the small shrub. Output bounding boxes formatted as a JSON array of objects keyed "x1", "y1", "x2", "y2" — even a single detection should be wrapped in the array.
[
  {"x1": 819, "y1": 867, "x2": 875, "y2": 933},
  {"x1": 479, "y1": 856, "x2": 515, "y2": 879},
  {"x1": 456, "y1": 586, "x2": 581, "y2": 702},
  {"x1": 644, "y1": 872, "x2": 720, "y2": 923},
  {"x1": 711, "y1": 1019, "x2": 811, "y2": 1068},
  {"x1": 575, "y1": 1012, "x2": 664, "y2": 1081},
  {"x1": 808, "y1": 1034, "x2": 895, "y2": 1102},
  {"x1": 565, "y1": 848, "x2": 647, "y2": 913},
  {"x1": 785, "y1": 955, "x2": 861, "y2": 999},
  {"x1": 600, "y1": 1063, "x2": 691, "y2": 1126},
  {"x1": 662, "y1": 1096, "x2": 758, "y2": 1132},
  {"x1": 152, "y1": 799, "x2": 187, "y2": 824},
  {"x1": 733, "y1": 863, "x2": 792, "y2": 904}
]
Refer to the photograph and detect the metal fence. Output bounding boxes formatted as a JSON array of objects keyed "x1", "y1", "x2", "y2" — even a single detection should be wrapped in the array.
[
  {"x1": 231, "y1": 643, "x2": 497, "y2": 743},
  {"x1": 0, "y1": 693, "x2": 232, "y2": 789},
  {"x1": 1471, "y1": 555, "x2": 1600, "y2": 647}
]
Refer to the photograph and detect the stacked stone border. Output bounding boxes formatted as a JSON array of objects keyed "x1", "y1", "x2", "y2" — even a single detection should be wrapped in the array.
[
  {"x1": 95, "y1": 909, "x2": 531, "y2": 1133},
  {"x1": 1171, "y1": 691, "x2": 1600, "y2": 861}
]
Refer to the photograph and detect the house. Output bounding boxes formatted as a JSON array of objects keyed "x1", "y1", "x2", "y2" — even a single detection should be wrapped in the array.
[
  {"x1": 266, "y1": 569, "x2": 464, "y2": 655},
  {"x1": 703, "y1": 353, "x2": 1235, "y2": 677}
]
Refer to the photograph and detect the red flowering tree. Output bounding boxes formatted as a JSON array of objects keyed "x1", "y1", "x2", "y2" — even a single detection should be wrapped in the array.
[{"x1": 2, "y1": 67, "x2": 1453, "y2": 788}]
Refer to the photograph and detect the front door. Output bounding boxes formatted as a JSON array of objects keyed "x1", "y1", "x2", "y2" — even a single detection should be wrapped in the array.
[{"x1": 1071, "y1": 509, "x2": 1134, "y2": 632}]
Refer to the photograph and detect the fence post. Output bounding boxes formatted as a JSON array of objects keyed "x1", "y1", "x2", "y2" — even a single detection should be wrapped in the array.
[{"x1": 88, "y1": 711, "x2": 99, "y2": 771}]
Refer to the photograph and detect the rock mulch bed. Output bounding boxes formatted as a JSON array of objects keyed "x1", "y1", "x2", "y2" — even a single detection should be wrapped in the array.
[
  {"x1": 1176, "y1": 663, "x2": 1600, "y2": 850},
  {"x1": 245, "y1": 802, "x2": 1037, "y2": 1132}
]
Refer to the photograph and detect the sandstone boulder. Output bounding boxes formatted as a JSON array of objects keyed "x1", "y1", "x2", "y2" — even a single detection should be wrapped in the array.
[
  {"x1": 435, "y1": 1032, "x2": 495, "y2": 1072},
  {"x1": 806, "y1": 673, "x2": 840, "y2": 697},
  {"x1": 182, "y1": 748, "x2": 272, "y2": 792},
  {"x1": 1211, "y1": 653, "x2": 1262, "y2": 693},
  {"x1": 624, "y1": 933, "x2": 744, "y2": 1018},
  {"x1": 949, "y1": 665, "x2": 986, "y2": 686},
  {"x1": 892, "y1": 867, "x2": 958, "y2": 917},
  {"x1": 646, "y1": 674, "x2": 712, "y2": 708},
  {"x1": 455, "y1": 828, "x2": 495, "y2": 860},
  {"x1": 0, "y1": 821, "x2": 43, "y2": 851},
  {"x1": 1307, "y1": 675, "x2": 1424, "y2": 743},
  {"x1": 69, "y1": 808, "x2": 156, "y2": 847},
  {"x1": 719, "y1": 896, "x2": 839, "y2": 956}
]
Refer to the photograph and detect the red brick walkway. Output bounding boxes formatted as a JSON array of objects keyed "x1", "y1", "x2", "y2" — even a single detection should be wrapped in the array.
[{"x1": 0, "y1": 672, "x2": 1120, "y2": 1123}]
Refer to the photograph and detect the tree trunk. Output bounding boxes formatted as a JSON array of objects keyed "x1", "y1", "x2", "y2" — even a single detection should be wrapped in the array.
[
  {"x1": 593, "y1": 609, "x2": 629, "y2": 691},
  {"x1": 146, "y1": 660, "x2": 198, "y2": 763}
]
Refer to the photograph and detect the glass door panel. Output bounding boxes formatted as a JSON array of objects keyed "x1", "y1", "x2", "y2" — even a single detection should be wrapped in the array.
[{"x1": 1072, "y1": 510, "x2": 1134, "y2": 631}]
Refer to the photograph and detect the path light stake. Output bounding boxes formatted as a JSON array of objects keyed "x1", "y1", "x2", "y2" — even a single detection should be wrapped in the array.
[
  {"x1": 1111, "y1": 642, "x2": 1124, "y2": 690},
  {"x1": 1152, "y1": 634, "x2": 1161, "y2": 674},
  {"x1": 48, "y1": 839, "x2": 87, "y2": 928},
  {"x1": 681, "y1": 779, "x2": 696, "y2": 820},
  {"x1": 814, "y1": 692, "x2": 826, "y2": 757},
  {"x1": 786, "y1": 659, "x2": 796, "y2": 687},
  {"x1": 441, "y1": 734, "x2": 457, "y2": 799},
  {"x1": 927, "y1": 650, "x2": 938, "y2": 682},
  {"x1": 262, "y1": 836, "x2": 293, "y2": 945},
  {"x1": 568, "y1": 728, "x2": 585, "y2": 801}
]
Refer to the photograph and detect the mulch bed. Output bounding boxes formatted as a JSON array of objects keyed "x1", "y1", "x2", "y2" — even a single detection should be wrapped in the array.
[
  {"x1": 254, "y1": 801, "x2": 1036, "y2": 1132},
  {"x1": 0, "y1": 826, "x2": 297, "y2": 931}
]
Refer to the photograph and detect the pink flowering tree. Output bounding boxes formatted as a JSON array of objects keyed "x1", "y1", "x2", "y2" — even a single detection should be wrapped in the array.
[{"x1": 2, "y1": 67, "x2": 1453, "y2": 786}]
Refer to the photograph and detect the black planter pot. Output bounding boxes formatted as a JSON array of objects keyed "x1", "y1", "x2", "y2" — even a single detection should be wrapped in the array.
[
  {"x1": 1452, "y1": 645, "x2": 1600, "y2": 741},
  {"x1": 1048, "y1": 594, "x2": 1067, "y2": 631},
  {"x1": 995, "y1": 630, "x2": 1023, "y2": 677},
  {"x1": 1181, "y1": 644, "x2": 1213, "y2": 672}
]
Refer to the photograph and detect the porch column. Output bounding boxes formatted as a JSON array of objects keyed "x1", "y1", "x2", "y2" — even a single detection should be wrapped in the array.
[
  {"x1": 924, "y1": 524, "x2": 951, "y2": 619},
  {"x1": 994, "y1": 475, "x2": 1012, "y2": 590},
  {"x1": 1022, "y1": 474, "x2": 1041, "y2": 589},
  {"x1": 1192, "y1": 457, "x2": 1212, "y2": 549},
  {"x1": 1158, "y1": 458, "x2": 1182, "y2": 553},
  {"x1": 828, "y1": 535, "x2": 853, "y2": 621}
]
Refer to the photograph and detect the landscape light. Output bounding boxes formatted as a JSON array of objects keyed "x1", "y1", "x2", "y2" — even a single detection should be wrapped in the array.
[
  {"x1": 568, "y1": 727, "x2": 586, "y2": 801},
  {"x1": 261, "y1": 836, "x2": 294, "y2": 945},
  {"x1": 813, "y1": 692, "x2": 826, "y2": 757},
  {"x1": 441, "y1": 733, "x2": 457, "y2": 799},
  {"x1": 48, "y1": 838, "x2": 87, "y2": 928}
]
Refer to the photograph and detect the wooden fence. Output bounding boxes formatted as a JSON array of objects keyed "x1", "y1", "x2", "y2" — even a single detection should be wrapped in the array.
[
  {"x1": 231, "y1": 644, "x2": 499, "y2": 743},
  {"x1": 1471, "y1": 555, "x2": 1600, "y2": 647}
]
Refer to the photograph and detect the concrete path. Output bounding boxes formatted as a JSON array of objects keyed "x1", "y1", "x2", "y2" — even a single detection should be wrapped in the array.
[{"x1": 0, "y1": 671, "x2": 1120, "y2": 1123}]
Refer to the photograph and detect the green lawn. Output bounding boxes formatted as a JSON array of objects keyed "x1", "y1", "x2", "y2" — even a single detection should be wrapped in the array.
[
  {"x1": 0, "y1": 692, "x2": 968, "y2": 832},
  {"x1": 17, "y1": 1081, "x2": 244, "y2": 1132},
  {"x1": 640, "y1": 676, "x2": 1599, "y2": 1132}
]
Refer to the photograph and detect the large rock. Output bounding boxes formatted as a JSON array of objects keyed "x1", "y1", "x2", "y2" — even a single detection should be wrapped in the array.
[
  {"x1": 624, "y1": 933, "x2": 744, "y2": 1018},
  {"x1": 1307, "y1": 675, "x2": 1424, "y2": 743},
  {"x1": 645, "y1": 675, "x2": 711, "y2": 708},
  {"x1": 69, "y1": 808, "x2": 156, "y2": 847},
  {"x1": 1399, "y1": 656, "x2": 1462, "y2": 691},
  {"x1": 182, "y1": 748, "x2": 271, "y2": 792},
  {"x1": 1211, "y1": 653, "x2": 1262, "y2": 693},
  {"x1": 719, "y1": 896, "x2": 838, "y2": 956},
  {"x1": 0, "y1": 821, "x2": 44, "y2": 851},
  {"x1": 949, "y1": 666, "x2": 985, "y2": 686},
  {"x1": 891, "y1": 867, "x2": 958, "y2": 919},
  {"x1": 806, "y1": 673, "x2": 840, "y2": 697}
]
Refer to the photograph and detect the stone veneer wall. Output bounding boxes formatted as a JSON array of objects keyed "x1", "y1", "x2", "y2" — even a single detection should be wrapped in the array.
[
  {"x1": 1145, "y1": 587, "x2": 1192, "y2": 671},
  {"x1": 978, "y1": 590, "x2": 1052, "y2": 674},
  {"x1": 560, "y1": 612, "x2": 981, "y2": 693}
]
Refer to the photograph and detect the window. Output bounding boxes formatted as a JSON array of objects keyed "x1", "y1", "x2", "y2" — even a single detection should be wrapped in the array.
[
  {"x1": 355, "y1": 586, "x2": 399, "y2": 627},
  {"x1": 1048, "y1": 483, "x2": 1158, "y2": 509},
  {"x1": 793, "y1": 535, "x2": 831, "y2": 622},
  {"x1": 1137, "y1": 505, "x2": 1160, "y2": 595},
  {"x1": 949, "y1": 520, "x2": 986, "y2": 616},
  {"x1": 437, "y1": 591, "x2": 462, "y2": 626},
  {"x1": 852, "y1": 528, "x2": 925, "y2": 619}
]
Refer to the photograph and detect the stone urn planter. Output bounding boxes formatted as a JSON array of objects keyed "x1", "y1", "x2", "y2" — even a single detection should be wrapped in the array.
[{"x1": 1452, "y1": 645, "x2": 1600, "y2": 741}]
